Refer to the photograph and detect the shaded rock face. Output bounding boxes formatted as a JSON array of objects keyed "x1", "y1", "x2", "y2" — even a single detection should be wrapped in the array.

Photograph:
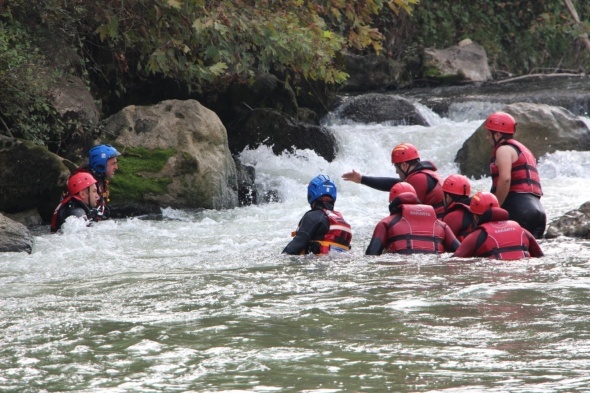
[
  {"x1": 0, "y1": 136, "x2": 70, "y2": 222},
  {"x1": 455, "y1": 102, "x2": 590, "y2": 179},
  {"x1": 212, "y1": 73, "x2": 299, "y2": 125},
  {"x1": 336, "y1": 93, "x2": 428, "y2": 126},
  {"x1": 50, "y1": 76, "x2": 101, "y2": 163},
  {"x1": 340, "y1": 53, "x2": 405, "y2": 92},
  {"x1": 102, "y1": 99, "x2": 238, "y2": 210},
  {"x1": 545, "y1": 201, "x2": 590, "y2": 239},
  {"x1": 0, "y1": 213, "x2": 33, "y2": 254},
  {"x1": 227, "y1": 108, "x2": 338, "y2": 162}
]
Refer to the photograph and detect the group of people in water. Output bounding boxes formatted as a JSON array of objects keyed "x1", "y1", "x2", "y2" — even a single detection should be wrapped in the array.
[
  {"x1": 50, "y1": 144, "x2": 121, "y2": 232},
  {"x1": 50, "y1": 111, "x2": 546, "y2": 261},
  {"x1": 283, "y1": 111, "x2": 546, "y2": 260}
]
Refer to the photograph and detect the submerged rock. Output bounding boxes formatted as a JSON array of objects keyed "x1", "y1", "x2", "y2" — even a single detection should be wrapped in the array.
[
  {"x1": 545, "y1": 201, "x2": 590, "y2": 239},
  {"x1": 0, "y1": 213, "x2": 33, "y2": 254}
]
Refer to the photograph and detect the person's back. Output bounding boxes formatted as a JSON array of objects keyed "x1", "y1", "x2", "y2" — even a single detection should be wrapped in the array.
[
  {"x1": 441, "y1": 174, "x2": 476, "y2": 241},
  {"x1": 366, "y1": 182, "x2": 459, "y2": 255},
  {"x1": 453, "y1": 192, "x2": 543, "y2": 260},
  {"x1": 283, "y1": 175, "x2": 352, "y2": 255}
]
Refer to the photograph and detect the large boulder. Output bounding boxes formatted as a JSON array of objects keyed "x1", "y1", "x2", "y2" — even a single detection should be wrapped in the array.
[
  {"x1": 455, "y1": 102, "x2": 590, "y2": 179},
  {"x1": 335, "y1": 93, "x2": 428, "y2": 126},
  {"x1": 50, "y1": 75, "x2": 101, "y2": 162},
  {"x1": 0, "y1": 136, "x2": 71, "y2": 222},
  {"x1": 0, "y1": 213, "x2": 33, "y2": 254},
  {"x1": 545, "y1": 201, "x2": 590, "y2": 239},
  {"x1": 340, "y1": 53, "x2": 405, "y2": 92},
  {"x1": 227, "y1": 108, "x2": 338, "y2": 162},
  {"x1": 102, "y1": 99, "x2": 238, "y2": 210},
  {"x1": 211, "y1": 72, "x2": 299, "y2": 125},
  {"x1": 424, "y1": 39, "x2": 492, "y2": 83}
]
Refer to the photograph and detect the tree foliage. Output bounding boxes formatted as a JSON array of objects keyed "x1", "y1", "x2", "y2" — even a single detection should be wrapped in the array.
[
  {"x1": 1, "y1": 0, "x2": 590, "y2": 149},
  {"x1": 0, "y1": 10, "x2": 62, "y2": 144},
  {"x1": 407, "y1": 0, "x2": 590, "y2": 76}
]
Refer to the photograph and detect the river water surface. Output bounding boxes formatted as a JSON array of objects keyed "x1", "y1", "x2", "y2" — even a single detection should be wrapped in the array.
[{"x1": 2, "y1": 102, "x2": 590, "y2": 392}]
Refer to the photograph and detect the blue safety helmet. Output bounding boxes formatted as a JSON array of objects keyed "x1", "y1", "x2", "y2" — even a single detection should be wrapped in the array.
[
  {"x1": 89, "y1": 144, "x2": 121, "y2": 174},
  {"x1": 307, "y1": 175, "x2": 337, "y2": 205}
]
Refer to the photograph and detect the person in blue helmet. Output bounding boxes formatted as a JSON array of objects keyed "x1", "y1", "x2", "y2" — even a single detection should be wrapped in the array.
[
  {"x1": 70, "y1": 144, "x2": 121, "y2": 219},
  {"x1": 283, "y1": 175, "x2": 352, "y2": 255}
]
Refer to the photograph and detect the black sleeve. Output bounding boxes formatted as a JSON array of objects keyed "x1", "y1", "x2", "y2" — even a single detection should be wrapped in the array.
[
  {"x1": 282, "y1": 210, "x2": 328, "y2": 255},
  {"x1": 61, "y1": 206, "x2": 88, "y2": 221},
  {"x1": 360, "y1": 176, "x2": 401, "y2": 192},
  {"x1": 365, "y1": 238, "x2": 385, "y2": 256}
]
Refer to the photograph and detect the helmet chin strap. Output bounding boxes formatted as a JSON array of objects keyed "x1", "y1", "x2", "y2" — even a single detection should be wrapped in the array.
[{"x1": 398, "y1": 163, "x2": 410, "y2": 178}]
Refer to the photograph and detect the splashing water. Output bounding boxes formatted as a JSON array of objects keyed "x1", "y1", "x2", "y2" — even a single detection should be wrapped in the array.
[{"x1": 1, "y1": 103, "x2": 590, "y2": 392}]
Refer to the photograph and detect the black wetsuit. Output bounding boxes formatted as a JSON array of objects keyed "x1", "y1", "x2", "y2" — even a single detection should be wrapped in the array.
[
  {"x1": 502, "y1": 193, "x2": 546, "y2": 239},
  {"x1": 283, "y1": 200, "x2": 335, "y2": 255},
  {"x1": 51, "y1": 197, "x2": 94, "y2": 233}
]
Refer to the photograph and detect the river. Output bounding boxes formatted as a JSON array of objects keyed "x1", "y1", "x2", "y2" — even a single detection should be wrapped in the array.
[{"x1": 1, "y1": 101, "x2": 590, "y2": 392}]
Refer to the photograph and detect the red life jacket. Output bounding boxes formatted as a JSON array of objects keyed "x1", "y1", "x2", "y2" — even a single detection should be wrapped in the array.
[
  {"x1": 406, "y1": 169, "x2": 445, "y2": 218},
  {"x1": 477, "y1": 220, "x2": 531, "y2": 260},
  {"x1": 490, "y1": 139, "x2": 543, "y2": 196},
  {"x1": 385, "y1": 204, "x2": 446, "y2": 254},
  {"x1": 311, "y1": 209, "x2": 352, "y2": 254},
  {"x1": 444, "y1": 201, "x2": 476, "y2": 241}
]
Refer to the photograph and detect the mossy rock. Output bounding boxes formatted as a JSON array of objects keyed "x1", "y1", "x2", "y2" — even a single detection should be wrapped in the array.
[{"x1": 108, "y1": 145, "x2": 175, "y2": 204}]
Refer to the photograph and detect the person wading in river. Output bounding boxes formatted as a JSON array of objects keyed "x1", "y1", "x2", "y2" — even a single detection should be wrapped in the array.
[
  {"x1": 342, "y1": 142, "x2": 445, "y2": 218},
  {"x1": 283, "y1": 175, "x2": 352, "y2": 255},
  {"x1": 453, "y1": 191, "x2": 543, "y2": 260},
  {"x1": 441, "y1": 174, "x2": 476, "y2": 242},
  {"x1": 70, "y1": 144, "x2": 121, "y2": 220},
  {"x1": 485, "y1": 112, "x2": 546, "y2": 238},
  {"x1": 51, "y1": 172, "x2": 100, "y2": 233},
  {"x1": 365, "y1": 182, "x2": 459, "y2": 255}
]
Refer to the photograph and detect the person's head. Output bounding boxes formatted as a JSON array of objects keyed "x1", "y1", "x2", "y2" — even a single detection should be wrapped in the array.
[
  {"x1": 68, "y1": 172, "x2": 99, "y2": 208},
  {"x1": 469, "y1": 191, "x2": 499, "y2": 218},
  {"x1": 89, "y1": 144, "x2": 121, "y2": 179},
  {"x1": 485, "y1": 112, "x2": 516, "y2": 147},
  {"x1": 307, "y1": 174, "x2": 337, "y2": 207},
  {"x1": 389, "y1": 181, "x2": 417, "y2": 203},
  {"x1": 391, "y1": 143, "x2": 420, "y2": 180},
  {"x1": 442, "y1": 174, "x2": 471, "y2": 208}
]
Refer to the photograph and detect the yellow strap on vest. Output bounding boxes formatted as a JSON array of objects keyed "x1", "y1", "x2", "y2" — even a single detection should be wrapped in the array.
[{"x1": 314, "y1": 240, "x2": 351, "y2": 251}]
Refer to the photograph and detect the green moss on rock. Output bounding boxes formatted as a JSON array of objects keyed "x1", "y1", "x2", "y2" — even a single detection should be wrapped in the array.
[{"x1": 109, "y1": 146, "x2": 176, "y2": 203}]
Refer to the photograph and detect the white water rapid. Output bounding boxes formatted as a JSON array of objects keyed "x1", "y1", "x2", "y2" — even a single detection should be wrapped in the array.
[{"x1": 2, "y1": 101, "x2": 590, "y2": 392}]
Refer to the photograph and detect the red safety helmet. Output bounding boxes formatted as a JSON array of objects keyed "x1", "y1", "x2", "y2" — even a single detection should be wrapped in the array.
[
  {"x1": 485, "y1": 112, "x2": 516, "y2": 134},
  {"x1": 68, "y1": 172, "x2": 97, "y2": 196},
  {"x1": 469, "y1": 191, "x2": 499, "y2": 215},
  {"x1": 391, "y1": 143, "x2": 420, "y2": 164},
  {"x1": 389, "y1": 181, "x2": 417, "y2": 202},
  {"x1": 442, "y1": 174, "x2": 471, "y2": 197}
]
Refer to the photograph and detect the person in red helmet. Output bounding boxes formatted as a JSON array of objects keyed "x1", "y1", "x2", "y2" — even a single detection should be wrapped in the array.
[
  {"x1": 342, "y1": 142, "x2": 445, "y2": 218},
  {"x1": 365, "y1": 182, "x2": 459, "y2": 255},
  {"x1": 485, "y1": 111, "x2": 546, "y2": 239},
  {"x1": 50, "y1": 172, "x2": 100, "y2": 233},
  {"x1": 441, "y1": 174, "x2": 476, "y2": 241},
  {"x1": 453, "y1": 192, "x2": 543, "y2": 260},
  {"x1": 70, "y1": 144, "x2": 121, "y2": 220}
]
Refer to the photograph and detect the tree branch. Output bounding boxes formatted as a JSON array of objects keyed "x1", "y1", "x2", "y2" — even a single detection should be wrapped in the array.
[{"x1": 564, "y1": 0, "x2": 590, "y2": 54}]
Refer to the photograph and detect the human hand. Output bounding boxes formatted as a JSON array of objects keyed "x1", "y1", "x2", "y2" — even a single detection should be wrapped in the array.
[{"x1": 342, "y1": 169, "x2": 362, "y2": 183}]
